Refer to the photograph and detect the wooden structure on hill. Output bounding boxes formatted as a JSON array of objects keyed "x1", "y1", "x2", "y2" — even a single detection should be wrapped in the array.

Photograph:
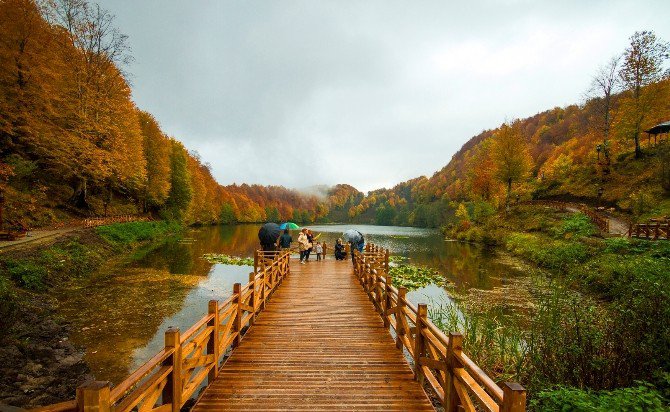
[{"x1": 32, "y1": 246, "x2": 526, "y2": 412}]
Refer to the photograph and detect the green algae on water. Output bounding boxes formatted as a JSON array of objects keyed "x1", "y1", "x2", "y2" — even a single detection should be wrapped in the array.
[{"x1": 201, "y1": 254, "x2": 254, "y2": 266}]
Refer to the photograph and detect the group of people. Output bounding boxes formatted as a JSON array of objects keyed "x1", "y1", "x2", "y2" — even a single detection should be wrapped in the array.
[
  {"x1": 296, "y1": 228, "x2": 325, "y2": 264},
  {"x1": 260, "y1": 225, "x2": 364, "y2": 264}
]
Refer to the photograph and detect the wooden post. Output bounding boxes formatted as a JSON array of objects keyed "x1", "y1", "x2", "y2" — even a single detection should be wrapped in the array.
[
  {"x1": 396, "y1": 287, "x2": 407, "y2": 349},
  {"x1": 248, "y1": 272, "x2": 256, "y2": 325},
  {"x1": 414, "y1": 304, "x2": 427, "y2": 384},
  {"x1": 253, "y1": 250, "x2": 259, "y2": 275},
  {"x1": 383, "y1": 274, "x2": 392, "y2": 328},
  {"x1": 501, "y1": 382, "x2": 526, "y2": 412},
  {"x1": 163, "y1": 327, "x2": 182, "y2": 412},
  {"x1": 76, "y1": 381, "x2": 111, "y2": 412},
  {"x1": 384, "y1": 249, "x2": 390, "y2": 273},
  {"x1": 233, "y1": 283, "x2": 242, "y2": 348},
  {"x1": 260, "y1": 266, "x2": 267, "y2": 310},
  {"x1": 207, "y1": 300, "x2": 220, "y2": 381},
  {"x1": 446, "y1": 332, "x2": 463, "y2": 412}
]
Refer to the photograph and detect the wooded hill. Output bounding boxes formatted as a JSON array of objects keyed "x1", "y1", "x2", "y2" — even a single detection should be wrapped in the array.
[
  {"x1": 344, "y1": 31, "x2": 670, "y2": 227},
  {"x1": 0, "y1": 0, "x2": 329, "y2": 227},
  {"x1": 1, "y1": 1, "x2": 668, "y2": 230}
]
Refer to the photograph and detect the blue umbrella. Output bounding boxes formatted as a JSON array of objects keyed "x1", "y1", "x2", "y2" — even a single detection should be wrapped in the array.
[{"x1": 279, "y1": 222, "x2": 300, "y2": 230}]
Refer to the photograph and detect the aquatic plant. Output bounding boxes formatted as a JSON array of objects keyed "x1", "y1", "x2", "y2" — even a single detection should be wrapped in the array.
[
  {"x1": 388, "y1": 262, "x2": 450, "y2": 290},
  {"x1": 427, "y1": 299, "x2": 527, "y2": 383},
  {"x1": 202, "y1": 254, "x2": 254, "y2": 266},
  {"x1": 388, "y1": 255, "x2": 408, "y2": 263}
]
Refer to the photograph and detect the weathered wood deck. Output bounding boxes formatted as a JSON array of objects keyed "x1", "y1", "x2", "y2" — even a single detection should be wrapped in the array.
[
  {"x1": 193, "y1": 257, "x2": 434, "y2": 411},
  {"x1": 33, "y1": 245, "x2": 525, "y2": 412}
]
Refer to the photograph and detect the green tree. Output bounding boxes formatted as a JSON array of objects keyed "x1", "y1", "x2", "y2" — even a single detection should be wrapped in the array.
[
  {"x1": 163, "y1": 142, "x2": 192, "y2": 221},
  {"x1": 375, "y1": 203, "x2": 396, "y2": 226},
  {"x1": 219, "y1": 203, "x2": 237, "y2": 224},
  {"x1": 618, "y1": 31, "x2": 669, "y2": 158},
  {"x1": 265, "y1": 206, "x2": 280, "y2": 222}
]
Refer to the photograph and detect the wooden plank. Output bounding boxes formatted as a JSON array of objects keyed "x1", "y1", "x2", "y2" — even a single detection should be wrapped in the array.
[{"x1": 193, "y1": 258, "x2": 435, "y2": 411}]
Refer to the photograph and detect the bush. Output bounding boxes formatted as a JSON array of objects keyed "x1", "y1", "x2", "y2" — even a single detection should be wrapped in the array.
[
  {"x1": 6, "y1": 260, "x2": 47, "y2": 290},
  {"x1": 0, "y1": 276, "x2": 17, "y2": 331},
  {"x1": 532, "y1": 383, "x2": 668, "y2": 411},
  {"x1": 505, "y1": 233, "x2": 589, "y2": 271},
  {"x1": 556, "y1": 212, "x2": 596, "y2": 238},
  {"x1": 96, "y1": 221, "x2": 182, "y2": 247}
]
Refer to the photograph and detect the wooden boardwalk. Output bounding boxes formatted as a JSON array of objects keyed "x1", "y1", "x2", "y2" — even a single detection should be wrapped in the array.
[
  {"x1": 193, "y1": 257, "x2": 435, "y2": 411},
  {"x1": 34, "y1": 246, "x2": 525, "y2": 412}
]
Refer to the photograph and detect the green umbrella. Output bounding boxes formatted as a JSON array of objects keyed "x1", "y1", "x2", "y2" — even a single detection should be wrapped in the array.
[{"x1": 279, "y1": 222, "x2": 300, "y2": 230}]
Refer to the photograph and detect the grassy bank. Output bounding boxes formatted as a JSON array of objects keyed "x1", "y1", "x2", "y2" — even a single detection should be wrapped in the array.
[
  {"x1": 442, "y1": 204, "x2": 670, "y2": 409},
  {"x1": 0, "y1": 220, "x2": 182, "y2": 408}
]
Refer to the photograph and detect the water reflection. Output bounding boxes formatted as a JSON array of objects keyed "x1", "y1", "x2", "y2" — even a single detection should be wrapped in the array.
[{"x1": 54, "y1": 223, "x2": 525, "y2": 384}]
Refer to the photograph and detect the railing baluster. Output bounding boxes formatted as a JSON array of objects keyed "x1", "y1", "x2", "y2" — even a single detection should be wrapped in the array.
[
  {"x1": 163, "y1": 327, "x2": 182, "y2": 412},
  {"x1": 248, "y1": 272, "x2": 256, "y2": 326},
  {"x1": 414, "y1": 304, "x2": 427, "y2": 385},
  {"x1": 446, "y1": 332, "x2": 463, "y2": 412},
  {"x1": 396, "y1": 287, "x2": 407, "y2": 350},
  {"x1": 502, "y1": 382, "x2": 526, "y2": 412},
  {"x1": 233, "y1": 283, "x2": 242, "y2": 348},
  {"x1": 76, "y1": 381, "x2": 111, "y2": 412},
  {"x1": 208, "y1": 300, "x2": 219, "y2": 381}
]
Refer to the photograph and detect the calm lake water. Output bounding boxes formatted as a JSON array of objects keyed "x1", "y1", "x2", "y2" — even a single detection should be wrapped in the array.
[{"x1": 54, "y1": 224, "x2": 527, "y2": 383}]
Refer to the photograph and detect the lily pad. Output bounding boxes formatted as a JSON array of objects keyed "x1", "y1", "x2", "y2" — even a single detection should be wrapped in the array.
[{"x1": 202, "y1": 254, "x2": 254, "y2": 266}]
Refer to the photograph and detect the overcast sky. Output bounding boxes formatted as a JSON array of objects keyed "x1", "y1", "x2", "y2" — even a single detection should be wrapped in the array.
[{"x1": 99, "y1": 0, "x2": 669, "y2": 193}]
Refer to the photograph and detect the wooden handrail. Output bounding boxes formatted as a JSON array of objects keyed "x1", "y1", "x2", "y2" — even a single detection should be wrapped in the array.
[
  {"x1": 517, "y1": 200, "x2": 610, "y2": 233},
  {"x1": 353, "y1": 244, "x2": 526, "y2": 411},
  {"x1": 32, "y1": 249, "x2": 291, "y2": 412},
  {"x1": 82, "y1": 214, "x2": 152, "y2": 228},
  {"x1": 629, "y1": 221, "x2": 669, "y2": 240}
]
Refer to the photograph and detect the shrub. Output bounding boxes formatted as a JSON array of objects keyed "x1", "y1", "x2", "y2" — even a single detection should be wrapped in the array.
[
  {"x1": 556, "y1": 212, "x2": 596, "y2": 238},
  {"x1": 96, "y1": 221, "x2": 181, "y2": 247},
  {"x1": 505, "y1": 233, "x2": 589, "y2": 271},
  {"x1": 0, "y1": 276, "x2": 17, "y2": 331},
  {"x1": 6, "y1": 260, "x2": 47, "y2": 290},
  {"x1": 532, "y1": 383, "x2": 668, "y2": 411}
]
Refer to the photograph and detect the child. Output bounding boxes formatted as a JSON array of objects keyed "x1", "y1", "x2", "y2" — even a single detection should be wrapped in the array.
[{"x1": 315, "y1": 242, "x2": 323, "y2": 261}]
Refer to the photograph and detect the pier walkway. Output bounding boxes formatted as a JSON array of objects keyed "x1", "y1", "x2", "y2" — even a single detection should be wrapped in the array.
[{"x1": 34, "y1": 246, "x2": 525, "y2": 412}]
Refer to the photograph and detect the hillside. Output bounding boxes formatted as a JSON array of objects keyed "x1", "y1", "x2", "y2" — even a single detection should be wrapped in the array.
[
  {"x1": 0, "y1": 0, "x2": 329, "y2": 228},
  {"x1": 344, "y1": 78, "x2": 670, "y2": 227}
]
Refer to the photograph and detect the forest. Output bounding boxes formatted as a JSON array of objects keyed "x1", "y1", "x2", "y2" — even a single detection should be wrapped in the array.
[
  {"x1": 0, "y1": 0, "x2": 330, "y2": 229},
  {"x1": 2, "y1": 0, "x2": 668, "y2": 233}
]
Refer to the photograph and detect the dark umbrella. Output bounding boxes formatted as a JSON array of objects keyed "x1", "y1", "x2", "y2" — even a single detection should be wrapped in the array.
[
  {"x1": 258, "y1": 223, "x2": 281, "y2": 246},
  {"x1": 343, "y1": 229, "x2": 362, "y2": 244}
]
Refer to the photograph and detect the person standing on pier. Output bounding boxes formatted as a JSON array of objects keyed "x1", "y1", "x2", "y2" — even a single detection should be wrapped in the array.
[
  {"x1": 298, "y1": 228, "x2": 310, "y2": 264},
  {"x1": 279, "y1": 229, "x2": 292, "y2": 250}
]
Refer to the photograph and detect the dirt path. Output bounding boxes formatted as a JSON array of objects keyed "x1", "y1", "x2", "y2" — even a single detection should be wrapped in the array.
[{"x1": 0, "y1": 228, "x2": 81, "y2": 252}]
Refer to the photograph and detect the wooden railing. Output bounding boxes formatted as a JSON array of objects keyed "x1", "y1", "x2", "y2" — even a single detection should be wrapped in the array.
[
  {"x1": 32, "y1": 249, "x2": 291, "y2": 412},
  {"x1": 353, "y1": 244, "x2": 526, "y2": 412},
  {"x1": 83, "y1": 214, "x2": 152, "y2": 228},
  {"x1": 517, "y1": 200, "x2": 610, "y2": 233},
  {"x1": 629, "y1": 221, "x2": 670, "y2": 240}
]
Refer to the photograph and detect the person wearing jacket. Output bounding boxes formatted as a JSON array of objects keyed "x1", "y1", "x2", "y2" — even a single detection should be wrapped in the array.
[{"x1": 297, "y1": 228, "x2": 311, "y2": 264}]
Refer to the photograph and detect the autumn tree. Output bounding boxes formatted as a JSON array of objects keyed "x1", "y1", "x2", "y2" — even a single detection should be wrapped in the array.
[
  {"x1": 618, "y1": 31, "x2": 669, "y2": 158},
  {"x1": 588, "y1": 56, "x2": 621, "y2": 169},
  {"x1": 491, "y1": 122, "x2": 532, "y2": 210},
  {"x1": 466, "y1": 139, "x2": 496, "y2": 200}
]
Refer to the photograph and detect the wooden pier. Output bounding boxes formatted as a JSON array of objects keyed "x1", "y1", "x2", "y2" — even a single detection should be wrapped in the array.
[{"x1": 33, "y1": 246, "x2": 526, "y2": 412}]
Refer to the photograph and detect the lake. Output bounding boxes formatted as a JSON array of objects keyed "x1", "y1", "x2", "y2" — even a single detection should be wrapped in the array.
[{"x1": 54, "y1": 224, "x2": 528, "y2": 383}]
